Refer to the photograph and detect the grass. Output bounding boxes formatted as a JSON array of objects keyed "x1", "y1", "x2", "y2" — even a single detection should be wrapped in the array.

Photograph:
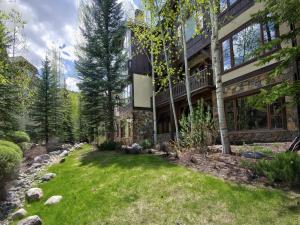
[{"x1": 15, "y1": 144, "x2": 300, "y2": 225}]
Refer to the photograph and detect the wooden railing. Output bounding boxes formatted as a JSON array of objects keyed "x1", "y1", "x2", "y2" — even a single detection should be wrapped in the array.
[{"x1": 155, "y1": 67, "x2": 214, "y2": 106}]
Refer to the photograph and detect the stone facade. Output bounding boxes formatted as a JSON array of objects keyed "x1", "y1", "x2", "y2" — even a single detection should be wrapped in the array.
[{"x1": 132, "y1": 110, "x2": 153, "y2": 144}]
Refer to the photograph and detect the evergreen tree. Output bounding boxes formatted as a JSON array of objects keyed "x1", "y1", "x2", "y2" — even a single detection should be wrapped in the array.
[
  {"x1": 76, "y1": 0, "x2": 127, "y2": 141},
  {"x1": 61, "y1": 82, "x2": 74, "y2": 143},
  {"x1": 0, "y1": 20, "x2": 20, "y2": 137},
  {"x1": 30, "y1": 57, "x2": 54, "y2": 144}
]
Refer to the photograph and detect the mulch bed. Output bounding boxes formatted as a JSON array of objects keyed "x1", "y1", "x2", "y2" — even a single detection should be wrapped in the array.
[{"x1": 163, "y1": 143, "x2": 292, "y2": 189}]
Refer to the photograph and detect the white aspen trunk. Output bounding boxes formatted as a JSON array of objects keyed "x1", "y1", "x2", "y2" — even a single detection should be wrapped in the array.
[
  {"x1": 151, "y1": 41, "x2": 158, "y2": 145},
  {"x1": 179, "y1": 2, "x2": 193, "y2": 117},
  {"x1": 209, "y1": 0, "x2": 231, "y2": 154},
  {"x1": 154, "y1": 0, "x2": 179, "y2": 142}
]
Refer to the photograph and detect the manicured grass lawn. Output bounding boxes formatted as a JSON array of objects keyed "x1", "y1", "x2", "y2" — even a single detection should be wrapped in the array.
[{"x1": 17, "y1": 144, "x2": 300, "y2": 225}]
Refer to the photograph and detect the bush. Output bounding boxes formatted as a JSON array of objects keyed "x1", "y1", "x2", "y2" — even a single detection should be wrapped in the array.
[
  {"x1": 140, "y1": 139, "x2": 153, "y2": 149},
  {"x1": 0, "y1": 140, "x2": 23, "y2": 156},
  {"x1": 255, "y1": 152, "x2": 300, "y2": 185},
  {"x1": 179, "y1": 100, "x2": 218, "y2": 152},
  {"x1": 98, "y1": 140, "x2": 121, "y2": 151},
  {"x1": 8, "y1": 131, "x2": 30, "y2": 143},
  {"x1": 0, "y1": 145, "x2": 22, "y2": 199}
]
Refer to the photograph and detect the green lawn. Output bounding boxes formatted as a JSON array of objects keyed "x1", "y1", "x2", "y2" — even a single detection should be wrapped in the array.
[{"x1": 16, "y1": 144, "x2": 300, "y2": 225}]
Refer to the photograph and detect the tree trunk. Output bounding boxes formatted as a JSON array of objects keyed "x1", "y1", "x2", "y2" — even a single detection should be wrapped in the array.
[
  {"x1": 151, "y1": 41, "x2": 158, "y2": 146},
  {"x1": 179, "y1": 2, "x2": 193, "y2": 117},
  {"x1": 209, "y1": 0, "x2": 231, "y2": 154}
]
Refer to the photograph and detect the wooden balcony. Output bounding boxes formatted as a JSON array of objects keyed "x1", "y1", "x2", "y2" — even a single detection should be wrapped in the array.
[{"x1": 155, "y1": 67, "x2": 214, "y2": 107}]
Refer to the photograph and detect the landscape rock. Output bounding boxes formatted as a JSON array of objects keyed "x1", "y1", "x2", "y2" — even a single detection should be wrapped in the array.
[
  {"x1": 41, "y1": 173, "x2": 56, "y2": 182},
  {"x1": 33, "y1": 154, "x2": 50, "y2": 164},
  {"x1": 11, "y1": 208, "x2": 27, "y2": 220},
  {"x1": 17, "y1": 215, "x2": 42, "y2": 225},
  {"x1": 130, "y1": 143, "x2": 142, "y2": 154},
  {"x1": 59, "y1": 150, "x2": 68, "y2": 157},
  {"x1": 26, "y1": 188, "x2": 43, "y2": 202},
  {"x1": 59, "y1": 158, "x2": 65, "y2": 163},
  {"x1": 49, "y1": 150, "x2": 61, "y2": 156},
  {"x1": 44, "y1": 195, "x2": 62, "y2": 205}
]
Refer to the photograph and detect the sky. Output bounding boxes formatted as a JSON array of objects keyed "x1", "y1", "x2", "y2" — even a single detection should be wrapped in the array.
[{"x1": 0, "y1": 0, "x2": 140, "y2": 92}]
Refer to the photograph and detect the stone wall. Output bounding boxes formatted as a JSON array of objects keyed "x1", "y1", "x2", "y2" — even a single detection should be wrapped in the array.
[
  {"x1": 132, "y1": 110, "x2": 153, "y2": 144},
  {"x1": 228, "y1": 130, "x2": 298, "y2": 144}
]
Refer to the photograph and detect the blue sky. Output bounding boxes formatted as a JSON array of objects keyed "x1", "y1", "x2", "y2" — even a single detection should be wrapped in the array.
[{"x1": 1, "y1": 0, "x2": 140, "y2": 92}]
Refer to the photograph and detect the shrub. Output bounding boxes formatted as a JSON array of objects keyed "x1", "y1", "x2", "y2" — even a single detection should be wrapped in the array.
[
  {"x1": 140, "y1": 139, "x2": 153, "y2": 149},
  {"x1": 0, "y1": 140, "x2": 23, "y2": 156},
  {"x1": 255, "y1": 152, "x2": 300, "y2": 185},
  {"x1": 8, "y1": 131, "x2": 30, "y2": 143},
  {"x1": 0, "y1": 145, "x2": 22, "y2": 199},
  {"x1": 98, "y1": 140, "x2": 121, "y2": 151},
  {"x1": 179, "y1": 100, "x2": 218, "y2": 152}
]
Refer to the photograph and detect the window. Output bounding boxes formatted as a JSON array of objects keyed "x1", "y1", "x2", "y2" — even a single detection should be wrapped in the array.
[
  {"x1": 222, "y1": 39, "x2": 232, "y2": 70},
  {"x1": 220, "y1": 0, "x2": 238, "y2": 12},
  {"x1": 222, "y1": 22, "x2": 278, "y2": 71},
  {"x1": 225, "y1": 94, "x2": 285, "y2": 131},
  {"x1": 233, "y1": 24, "x2": 261, "y2": 66}
]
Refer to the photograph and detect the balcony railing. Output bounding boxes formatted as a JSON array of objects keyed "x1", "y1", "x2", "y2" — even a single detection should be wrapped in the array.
[{"x1": 155, "y1": 67, "x2": 214, "y2": 106}]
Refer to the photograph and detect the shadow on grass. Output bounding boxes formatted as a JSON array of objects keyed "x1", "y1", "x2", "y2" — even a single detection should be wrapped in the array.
[{"x1": 79, "y1": 150, "x2": 177, "y2": 170}]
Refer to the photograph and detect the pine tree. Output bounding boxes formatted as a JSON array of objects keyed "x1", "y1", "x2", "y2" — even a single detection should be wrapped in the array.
[
  {"x1": 61, "y1": 82, "x2": 74, "y2": 143},
  {"x1": 30, "y1": 57, "x2": 53, "y2": 144},
  {"x1": 0, "y1": 20, "x2": 20, "y2": 137},
  {"x1": 77, "y1": 0, "x2": 127, "y2": 141}
]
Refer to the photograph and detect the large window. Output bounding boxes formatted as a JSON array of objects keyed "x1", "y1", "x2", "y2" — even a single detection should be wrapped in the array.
[
  {"x1": 222, "y1": 22, "x2": 278, "y2": 71},
  {"x1": 225, "y1": 95, "x2": 285, "y2": 131}
]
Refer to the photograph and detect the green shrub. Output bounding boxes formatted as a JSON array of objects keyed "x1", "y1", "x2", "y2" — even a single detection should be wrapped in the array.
[
  {"x1": 0, "y1": 145, "x2": 22, "y2": 183},
  {"x1": 179, "y1": 99, "x2": 217, "y2": 152},
  {"x1": 8, "y1": 131, "x2": 30, "y2": 143},
  {"x1": 18, "y1": 142, "x2": 31, "y2": 152},
  {"x1": 98, "y1": 140, "x2": 121, "y2": 151},
  {"x1": 0, "y1": 140, "x2": 23, "y2": 156},
  {"x1": 255, "y1": 152, "x2": 300, "y2": 185},
  {"x1": 140, "y1": 139, "x2": 153, "y2": 149}
]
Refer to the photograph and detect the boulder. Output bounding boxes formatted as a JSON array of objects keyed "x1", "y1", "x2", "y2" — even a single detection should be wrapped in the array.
[
  {"x1": 59, "y1": 150, "x2": 68, "y2": 157},
  {"x1": 17, "y1": 215, "x2": 42, "y2": 225},
  {"x1": 49, "y1": 150, "x2": 61, "y2": 156},
  {"x1": 44, "y1": 195, "x2": 62, "y2": 205},
  {"x1": 26, "y1": 188, "x2": 43, "y2": 201},
  {"x1": 12, "y1": 208, "x2": 27, "y2": 220},
  {"x1": 41, "y1": 173, "x2": 56, "y2": 182},
  {"x1": 30, "y1": 163, "x2": 42, "y2": 169},
  {"x1": 130, "y1": 143, "x2": 142, "y2": 154},
  {"x1": 34, "y1": 154, "x2": 50, "y2": 164}
]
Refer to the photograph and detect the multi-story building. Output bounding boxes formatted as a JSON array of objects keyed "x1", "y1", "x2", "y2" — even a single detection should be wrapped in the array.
[
  {"x1": 114, "y1": 11, "x2": 154, "y2": 145},
  {"x1": 117, "y1": 0, "x2": 300, "y2": 145}
]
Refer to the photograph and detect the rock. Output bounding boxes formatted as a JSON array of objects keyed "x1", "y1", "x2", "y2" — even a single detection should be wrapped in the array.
[
  {"x1": 26, "y1": 188, "x2": 43, "y2": 202},
  {"x1": 59, "y1": 150, "x2": 68, "y2": 157},
  {"x1": 159, "y1": 142, "x2": 170, "y2": 153},
  {"x1": 11, "y1": 208, "x2": 27, "y2": 220},
  {"x1": 59, "y1": 158, "x2": 65, "y2": 163},
  {"x1": 130, "y1": 143, "x2": 142, "y2": 154},
  {"x1": 49, "y1": 150, "x2": 61, "y2": 156},
  {"x1": 34, "y1": 154, "x2": 50, "y2": 164},
  {"x1": 17, "y1": 215, "x2": 42, "y2": 225},
  {"x1": 30, "y1": 163, "x2": 42, "y2": 170},
  {"x1": 41, "y1": 173, "x2": 56, "y2": 182},
  {"x1": 44, "y1": 195, "x2": 62, "y2": 205},
  {"x1": 191, "y1": 155, "x2": 200, "y2": 164}
]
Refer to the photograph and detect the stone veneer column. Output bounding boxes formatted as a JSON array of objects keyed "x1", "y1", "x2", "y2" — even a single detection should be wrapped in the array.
[{"x1": 132, "y1": 110, "x2": 153, "y2": 144}]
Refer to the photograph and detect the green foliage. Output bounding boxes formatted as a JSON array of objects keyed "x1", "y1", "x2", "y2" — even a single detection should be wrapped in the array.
[
  {"x1": 8, "y1": 130, "x2": 30, "y2": 143},
  {"x1": 179, "y1": 99, "x2": 217, "y2": 152},
  {"x1": 0, "y1": 141, "x2": 22, "y2": 185},
  {"x1": 61, "y1": 87, "x2": 74, "y2": 143},
  {"x1": 255, "y1": 152, "x2": 300, "y2": 185},
  {"x1": 97, "y1": 140, "x2": 121, "y2": 151},
  {"x1": 77, "y1": 0, "x2": 127, "y2": 141},
  {"x1": 140, "y1": 139, "x2": 153, "y2": 149},
  {"x1": 251, "y1": 0, "x2": 300, "y2": 105},
  {"x1": 0, "y1": 140, "x2": 22, "y2": 156}
]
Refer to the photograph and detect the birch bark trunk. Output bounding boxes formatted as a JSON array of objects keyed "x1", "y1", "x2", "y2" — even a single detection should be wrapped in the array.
[{"x1": 209, "y1": 0, "x2": 231, "y2": 154}]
